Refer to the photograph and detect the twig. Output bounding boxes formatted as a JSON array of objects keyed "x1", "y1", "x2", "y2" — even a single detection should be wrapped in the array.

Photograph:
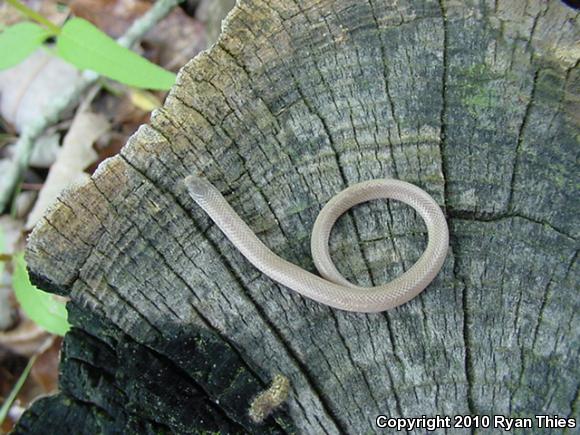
[
  {"x1": 0, "y1": 335, "x2": 55, "y2": 426},
  {"x1": 0, "y1": 0, "x2": 181, "y2": 211},
  {"x1": 0, "y1": 354, "x2": 38, "y2": 426},
  {"x1": 5, "y1": 0, "x2": 61, "y2": 34}
]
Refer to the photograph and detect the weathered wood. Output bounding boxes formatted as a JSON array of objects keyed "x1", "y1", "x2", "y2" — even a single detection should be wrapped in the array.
[{"x1": 17, "y1": 0, "x2": 579, "y2": 433}]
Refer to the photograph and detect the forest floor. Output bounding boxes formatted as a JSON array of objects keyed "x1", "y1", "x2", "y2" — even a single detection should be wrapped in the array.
[{"x1": 0, "y1": 0, "x2": 233, "y2": 431}]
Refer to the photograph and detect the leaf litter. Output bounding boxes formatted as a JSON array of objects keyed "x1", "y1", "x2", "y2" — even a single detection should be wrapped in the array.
[{"x1": 0, "y1": 0, "x2": 236, "y2": 430}]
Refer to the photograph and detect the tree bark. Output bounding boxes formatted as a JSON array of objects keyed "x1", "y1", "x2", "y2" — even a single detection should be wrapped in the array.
[{"x1": 16, "y1": 0, "x2": 579, "y2": 433}]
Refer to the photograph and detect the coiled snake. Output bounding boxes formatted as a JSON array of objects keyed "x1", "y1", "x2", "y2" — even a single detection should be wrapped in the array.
[{"x1": 186, "y1": 176, "x2": 448, "y2": 313}]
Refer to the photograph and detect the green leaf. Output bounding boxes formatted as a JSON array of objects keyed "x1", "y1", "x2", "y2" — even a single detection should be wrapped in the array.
[
  {"x1": 0, "y1": 22, "x2": 51, "y2": 70},
  {"x1": 12, "y1": 252, "x2": 70, "y2": 336},
  {"x1": 56, "y1": 18, "x2": 176, "y2": 90}
]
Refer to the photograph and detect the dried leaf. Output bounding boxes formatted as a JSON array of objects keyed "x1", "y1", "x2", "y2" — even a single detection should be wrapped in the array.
[
  {"x1": 0, "y1": 215, "x2": 24, "y2": 257},
  {"x1": 25, "y1": 111, "x2": 109, "y2": 230},
  {"x1": 69, "y1": 0, "x2": 150, "y2": 38},
  {"x1": 0, "y1": 217, "x2": 23, "y2": 331},
  {"x1": 0, "y1": 319, "x2": 51, "y2": 358},
  {"x1": 0, "y1": 1, "x2": 26, "y2": 27},
  {"x1": 129, "y1": 88, "x2": 162, "y2": 112},
  {"x1": 29, "y1": 336, "x2": 61, "y2": 393},
  {"x1": 197, "y1": 0, "x2": 236, "y2": 46},
  {"x1": 12, "y1": 191, "x2": 38, "y2": 220},
  {"x1": 0, "y1": 50, "x2": 82, "y2": 132},
  {"x1": 144, "y1": 6, "x2": 206, "y2": 70},
  {"x1": 29, "y1": 133, "x2": 61, "y2": 168},
  {"x1": 0, "y1": 336, "x2": 61, "y2": 432}
]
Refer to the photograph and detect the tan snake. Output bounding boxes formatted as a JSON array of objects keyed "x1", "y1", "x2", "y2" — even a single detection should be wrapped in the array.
[{"x1": 185, "y1": 176, "x2": 449, "y2": 313}]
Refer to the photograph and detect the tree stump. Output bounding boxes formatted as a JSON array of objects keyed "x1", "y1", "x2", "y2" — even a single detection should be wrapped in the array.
[{"x1": 15, "y1": 0, "x2": 579, "y2": 433}]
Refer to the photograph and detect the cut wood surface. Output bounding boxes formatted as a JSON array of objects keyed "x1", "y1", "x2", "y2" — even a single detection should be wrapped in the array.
[{"x1": 16, "y1": 0, "x2": 579, "y2": 433}]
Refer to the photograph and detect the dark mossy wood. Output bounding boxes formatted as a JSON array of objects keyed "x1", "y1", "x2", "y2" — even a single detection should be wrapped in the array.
[{"x1": 17, "y1": 0, "x2": 579, "y2": 433}]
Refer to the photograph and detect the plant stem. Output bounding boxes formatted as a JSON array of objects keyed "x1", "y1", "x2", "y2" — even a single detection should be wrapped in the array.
[
  {"x1": 5, "y1": 0, "x2": 61, "y2": 34},
  {"x1": 0, "y1": 0, "x2": 181, "y2": 212},
  {"x1": 0, "y1": 355, "x2": 38, "y2": 426}
]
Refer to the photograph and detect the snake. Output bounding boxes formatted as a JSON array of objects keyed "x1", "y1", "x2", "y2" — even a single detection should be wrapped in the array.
[{"x1": 185, "y1": 176, "x2": 449, "y2": 313}]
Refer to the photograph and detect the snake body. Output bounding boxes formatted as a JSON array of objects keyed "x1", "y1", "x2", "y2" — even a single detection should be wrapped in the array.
[{"x1": 185, "y1": 177, "x2": 449, "y2": 313}]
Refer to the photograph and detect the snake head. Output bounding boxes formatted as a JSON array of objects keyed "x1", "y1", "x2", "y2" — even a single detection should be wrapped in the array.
[{"x1": 184, "y1": 175, "x2": 213, "y2": 201}]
